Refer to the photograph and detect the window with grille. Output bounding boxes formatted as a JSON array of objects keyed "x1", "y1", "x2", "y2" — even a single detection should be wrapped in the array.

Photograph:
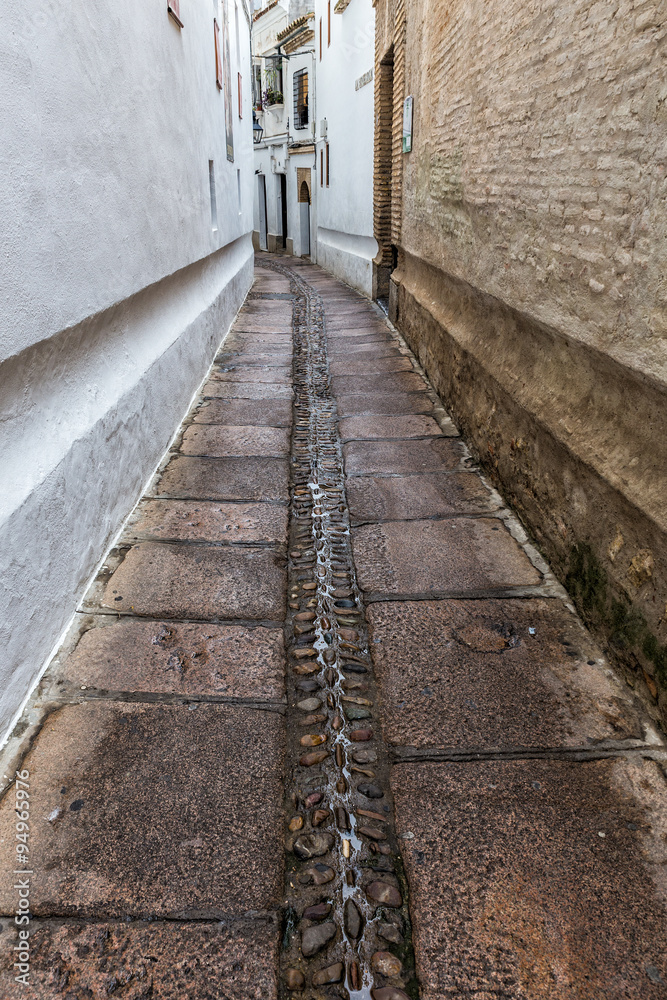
[{"x1": 293, "y1": 69, "x2": 309, "y2": 129}]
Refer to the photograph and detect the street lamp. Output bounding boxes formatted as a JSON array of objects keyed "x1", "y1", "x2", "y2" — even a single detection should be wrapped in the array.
[{"x1": 253, "y1": 114, "x2": 264, "y2": 144}]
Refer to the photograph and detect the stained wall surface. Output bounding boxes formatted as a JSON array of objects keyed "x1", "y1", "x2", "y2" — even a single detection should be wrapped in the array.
[
  {"x1": 0, "y1": 0, "x2": 255, "y2": 737},
  {"x1": 374, "y1": 0, "x2": 667, "y2": 714}
]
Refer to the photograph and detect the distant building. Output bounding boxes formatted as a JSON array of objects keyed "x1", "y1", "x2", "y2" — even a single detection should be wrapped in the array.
[
  {"x1": 252, "y1": 0, "x2": 293, "y2": 253},
  {"x1": 0, "y1": 0, "x2": 255, "y2": 738},
  {"x1": 251, "y1": 0, "x2": 376, "y2": 296}
]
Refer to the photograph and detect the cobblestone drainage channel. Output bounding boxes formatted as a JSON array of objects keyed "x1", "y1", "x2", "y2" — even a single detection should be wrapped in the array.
[{"x1": 256, "y1": 258, "x2": 419, "y2": 1000}]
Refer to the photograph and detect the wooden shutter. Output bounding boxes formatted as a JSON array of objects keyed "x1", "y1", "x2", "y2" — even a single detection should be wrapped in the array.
[{"x1": 214, "y1": 19, "x2": 223, "y2": 90}]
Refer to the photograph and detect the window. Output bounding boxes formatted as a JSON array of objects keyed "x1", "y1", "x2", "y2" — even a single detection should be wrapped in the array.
[
  {"x1": 293, "y1": 69, "x2": 308, "y2": 129},
  {"x1": 320, "y1": 149, "x2": 324, "y2": 187},
  {"x1": 328, "y1": 1, "x2": 331, "y2": 46},
  {"x1": 326, "y1": 142, "x2": 330, "y2": 187},
  {"x1": 319, "y1": 18, "x2": 322, "y2": 59}
]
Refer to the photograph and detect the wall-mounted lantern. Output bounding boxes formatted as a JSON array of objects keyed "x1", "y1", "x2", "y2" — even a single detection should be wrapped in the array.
[{"x1": 253, "y1": 114, "x2": 264, "y2": 144}]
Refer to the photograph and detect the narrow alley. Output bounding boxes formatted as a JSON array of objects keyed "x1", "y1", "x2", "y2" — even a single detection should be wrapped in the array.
[{"x1": 1, "y1": 260, "x2": 665, "y2": 998}]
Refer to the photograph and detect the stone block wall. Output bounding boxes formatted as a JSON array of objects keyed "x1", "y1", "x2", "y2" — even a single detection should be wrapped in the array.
[{"x1": 374, "y1": 0, "x2": 667, "y2": 719}]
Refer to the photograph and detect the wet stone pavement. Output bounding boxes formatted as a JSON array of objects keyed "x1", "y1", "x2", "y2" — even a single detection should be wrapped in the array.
[{"x1": 0, "y1": 257, "x2": 666, "y2": 999}]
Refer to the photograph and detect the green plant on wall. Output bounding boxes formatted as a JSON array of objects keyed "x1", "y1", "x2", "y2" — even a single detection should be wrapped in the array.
[{"x1": 263, "y1": 65, "x2": 283, "y2": 106}]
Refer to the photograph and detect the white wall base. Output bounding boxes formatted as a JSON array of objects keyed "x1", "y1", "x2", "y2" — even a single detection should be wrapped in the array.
[
  {"x1": 316, "y1": 229, "x2": 378, "y2": 298},
  {"x1": 0, "y1": 235, "x2": 253, "y2": 740}
]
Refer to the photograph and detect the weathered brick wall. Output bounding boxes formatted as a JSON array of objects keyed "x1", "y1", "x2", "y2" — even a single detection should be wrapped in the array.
[
  {"x1": 403, "y1": 0, "x2": 666, "y2": 366},
  {"x1": 376, "y1": 0, "x2": 667, "y2": 719}
]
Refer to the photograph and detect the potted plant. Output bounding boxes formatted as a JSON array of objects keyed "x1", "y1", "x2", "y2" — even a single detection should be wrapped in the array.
[{"x1": 263, "y1": 87, "x2": 284, "y2": 106}]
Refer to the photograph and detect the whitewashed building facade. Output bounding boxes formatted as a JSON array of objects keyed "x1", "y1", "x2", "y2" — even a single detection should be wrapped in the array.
[
  {"x1": 252, "y1": 0, "x2": 375, "y2": 294},
  {"x1": 252, "y1": 0, "x2": 318, "y2": 258},
  {"x1": 312, "y1": 0, "x2": 376, "y2": 295},
  {"x1": 0, "y1": 0, "x2": 255, "y2": 739}
]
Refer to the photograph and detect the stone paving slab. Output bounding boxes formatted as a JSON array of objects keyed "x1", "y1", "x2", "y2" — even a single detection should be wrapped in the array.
[
  {"x1": 252, "y1": 268, "x2": 289, "y2": 283},
  {"x1": 326, "y1": 331, "x2": 394, "y2": 344},
  {"x1": 344, "y1": 438, "x2": 464, "y2": 476},
  {"x1": 325, "y1": 318, "x2": 386, "y2": 332},
  {"x1": 181, "y1": 424, "x2": 290, "y2": 457},
  {"x1": 336, "y1": 392, "x2": 433, "y2": 417},
  {"x1": 392, "y1": 758, "x2": 667, "y2": 1000},
  {"x1": 215, "y1": 352, "x2": 292, "y2": 367},
  {"x1": 329, "y1": 357, "x2": 414, "y2": 376},
  {"x1": 201, "y1": 379, "x2": 292, "y2": 400},
  {"x1": 225, "y1": 331, "x2": 291, "y2": 347},
  {"x1": 0, "y1": 919, "x2": 279, "y2": 1000},
  {"x1": 353, "y1": 518, "x2": 542, "y2": 596},
  {"x1": 224, "y1": 335, "x2": 293, "y2": 352},
  {"x1": 215, "y1": 362, "x2": 292, "y2": 376},
  {"x1": 156, "y1": 455, "x2": 289, "y2": 501},
  {"x1": 100, "y1": 542, "x2": 285, "y2": 620},
  {"x1": 230, "y1": 326, "x2": 292, "y2": 338},
  {"x1": 0, "y1": 701, "x2": 284, "y2": 918},
  {"x1": 240, "y1": 301, "x2": 292, "y2": 317},
  {"x1": 193, "y1": 398, "x2": 292, "y2": 426},
  {"x1": 234, "y1": 311, "x2": 289, "y2": 323},
  {"x1": 232, "y1": 325, "x2": 292, "y2": 338},
  {"x1": 367, "y1": 599, "x2": 644, "y2": 748},
  {"x1": 340, "y1": 414, "x2": 444, "y2": 441},
  {"x1": 346, "y1": 472, "x2": 500, "y2": 522},
  {"x1": 325, "y1": 330, "x2": 398, "y2": 345},
  {"x1": 332, "y1": 373, "x2": 427, "y2": 395},
  {"x1": 59, "y1": 618, "x2": 285, "y2": 699},
  {"x1": 125, "y1": 499, "x2": 288, "y2": 545},
  {"x1": 209, "y1": 368, "x2": 292, "y2": 384},
  {"x1": 327, "y1": 343, "x2": 403, "y2": 357}
]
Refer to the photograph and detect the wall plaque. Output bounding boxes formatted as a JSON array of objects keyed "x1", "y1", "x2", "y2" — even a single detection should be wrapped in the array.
[{"x1": 402, "y1": 95, "x2": 413, "y2": 153}]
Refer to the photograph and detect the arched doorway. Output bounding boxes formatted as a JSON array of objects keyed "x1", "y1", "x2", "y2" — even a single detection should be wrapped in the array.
[{"x1": 299, "y1": 179, "x2": 310, "y2": 257}]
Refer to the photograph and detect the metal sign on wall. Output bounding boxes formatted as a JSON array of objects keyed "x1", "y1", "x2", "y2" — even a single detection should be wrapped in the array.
[
  {"x1": 355, "y1": 68, "x2": 373, "y2": 91},
  {"x1": 402, "y1": 95, "x2": 413, "y2": 153}
]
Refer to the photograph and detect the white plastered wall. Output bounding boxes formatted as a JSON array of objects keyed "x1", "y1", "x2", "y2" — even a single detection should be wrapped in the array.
[
  {"x1": 0, "y1": 0, "x2": 255, "y2": 738},
  {"x1": 313, "y1": 0, "x2": 376, "y2": 295}
]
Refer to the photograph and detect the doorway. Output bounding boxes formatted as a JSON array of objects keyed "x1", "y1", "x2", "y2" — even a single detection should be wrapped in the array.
[
  {"x1": 258, "y1": 174, "x2": 268, "y2": 251},
  {"x1": 299, "y1": 180, "x2": 310, "y2": 257},
  {"x1": 280, "y1": 174, "x2": 287, "y2": 249},
  {"x1": 374, "y1": 46, "x2": 394, "y2": 306}
]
